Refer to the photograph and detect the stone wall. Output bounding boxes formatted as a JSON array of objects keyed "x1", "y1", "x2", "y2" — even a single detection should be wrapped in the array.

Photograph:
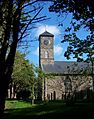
[{"x1": 42, "y1": 75, "x2": 93, "y2": 100}]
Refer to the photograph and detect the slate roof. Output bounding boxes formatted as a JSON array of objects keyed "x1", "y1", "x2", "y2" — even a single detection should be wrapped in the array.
[
  {"x1": 42, "y1": 61, "x2": 91, "y2": 74},
  {"x1": 39, "y1": 31, "x2": 54, "y2": 37}
]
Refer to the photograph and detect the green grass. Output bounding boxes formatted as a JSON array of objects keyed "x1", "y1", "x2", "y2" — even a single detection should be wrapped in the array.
[
  {"x1": 5, "y1": 100, "x2": 32, "y2": 109},
  {"x1": 2, "y1": 100, "x2": 94, "y2": 119}
]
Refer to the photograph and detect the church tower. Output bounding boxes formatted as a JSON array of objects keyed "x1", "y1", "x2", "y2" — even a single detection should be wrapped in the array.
[{"x1": 39, "y1": 31, "x2": 54, "y2": 67}]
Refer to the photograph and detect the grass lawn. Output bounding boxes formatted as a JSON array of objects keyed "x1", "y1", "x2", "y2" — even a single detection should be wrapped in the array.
[{"x1": 2, "y1": 100, "x2": 94, "y2": 119}]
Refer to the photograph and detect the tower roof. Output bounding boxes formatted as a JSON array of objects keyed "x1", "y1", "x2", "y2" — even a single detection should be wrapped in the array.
[{"x1": 39, "y1": 31, "x2": 54, "y2": 37}]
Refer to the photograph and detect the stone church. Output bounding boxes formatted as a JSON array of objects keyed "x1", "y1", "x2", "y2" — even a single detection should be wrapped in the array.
[{"x1": 39, "y1": 31, "x2": 93, "y2": 101}]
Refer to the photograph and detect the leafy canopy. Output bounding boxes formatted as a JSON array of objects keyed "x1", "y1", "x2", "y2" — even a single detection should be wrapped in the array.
[
  {"x1": 49, "y1": 0, "x2": 94, "y2": 62},
  {"x1": 12, "y1": 51, "x2": 36, "y2": 96}
]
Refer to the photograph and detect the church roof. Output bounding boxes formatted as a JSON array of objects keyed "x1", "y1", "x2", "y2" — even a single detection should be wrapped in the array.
[
  {"x1": 39, "y1": 31, "x2": 54, "y2": 37},
  {"x1": 42, "y1": 61, "x2": 91, "y2": 74}
]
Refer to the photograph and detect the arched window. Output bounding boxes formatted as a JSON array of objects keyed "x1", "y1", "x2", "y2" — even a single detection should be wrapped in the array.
[
  {"x1": 51, "y1": 93, "x2": 53, "y2": 100},
  {"x1": 64, "y1": 76, "x2": 72, "y2": 93},
  {"x1": 45, "y1": 51, "x2": 49, "y2": 58},
  {"x1": 53, "y1": 91, "x2": 56, "y2": 100}
]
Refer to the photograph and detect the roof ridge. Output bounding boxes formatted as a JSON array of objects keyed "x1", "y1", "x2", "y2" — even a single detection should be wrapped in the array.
[{"x1": 39, "y1": 31, "x2": 54, "y2": 37}]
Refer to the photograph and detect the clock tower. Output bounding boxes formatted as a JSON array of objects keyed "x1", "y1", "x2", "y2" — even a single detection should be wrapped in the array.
[{"x1": 39, "y1": 31, "x2": 54, "y2": 67}]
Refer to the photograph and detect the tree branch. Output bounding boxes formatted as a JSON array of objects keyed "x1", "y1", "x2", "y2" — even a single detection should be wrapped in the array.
[
  {"x1": 19, "y1": 7, "x2": 44, "y2": 41},
  {"x1": 21, "y1": 0, "x2": 38, "y2": 9}
]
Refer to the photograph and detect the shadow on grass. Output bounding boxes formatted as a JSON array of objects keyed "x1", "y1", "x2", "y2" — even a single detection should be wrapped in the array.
[{"x1": 2, "y1": 102, "x2": 94, "y2": 119}]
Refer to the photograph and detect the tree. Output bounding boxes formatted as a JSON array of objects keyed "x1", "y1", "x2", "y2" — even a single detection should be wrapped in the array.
[
  {"x1": 36, "y1": 67, "x2": 44, "y2": 101},
  {"x1": 0, "y1": 0, "x2": 47, "y2": 115},
  {"x1": 49, "y1": 0, "x2": 94, "y2": 89},
  {"x1": 49, "y1": 0, "x2": 94, "y2": 60},
  {"x1": 11, "y1": 51, "x2": 36, "y2": 102}
]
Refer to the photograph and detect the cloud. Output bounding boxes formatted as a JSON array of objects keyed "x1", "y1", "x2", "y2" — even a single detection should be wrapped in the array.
[
  {"x1": 33, "y1": 44, "x2": 63, "y2": 56},
  {"x1": 54, "y1": 45, "x2": 63, "y2": 55},
  {"x1": 33, "y1": 47, "x2": 39, "y2": 56},
  {"x1": 36, "y1": 24, "x2": 60, "y2": 37}
]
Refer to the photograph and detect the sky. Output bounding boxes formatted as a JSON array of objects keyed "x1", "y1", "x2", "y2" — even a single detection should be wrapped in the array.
[{"x1": 23, "y1": 1, "x2": 89, "y2": 66}]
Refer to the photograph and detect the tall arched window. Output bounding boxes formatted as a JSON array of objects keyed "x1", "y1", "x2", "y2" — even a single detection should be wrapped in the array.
[
  {"x1": 64, "y1": 76, "x2": 72, "y2": 93},
  {"x1": 45, "y1": 51, "x2": 49, "y2": 58}
]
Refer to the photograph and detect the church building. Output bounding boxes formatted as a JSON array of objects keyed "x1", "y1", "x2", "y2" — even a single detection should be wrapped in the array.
[{"x1": 39, "y1": 31, "x2": 93, "y2": 101}]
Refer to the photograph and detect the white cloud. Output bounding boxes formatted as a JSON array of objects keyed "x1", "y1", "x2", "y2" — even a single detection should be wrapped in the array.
[
  {"x1": 33, "y1": 47, "x2": 39, "y2": 56},
  {"x1": 36, "y1": 24, "x2": 60, "y2": 37},
  {"x1": 54, "y1": 45, "x2": 63, "y2": 55}
]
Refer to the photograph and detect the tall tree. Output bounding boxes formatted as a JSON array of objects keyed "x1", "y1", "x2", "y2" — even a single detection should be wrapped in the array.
[
  {"x1": 49, "y1": 0, "x2": 94, "y2": 61},
  {"x1": 49, "y1": 0, "x2": 94, "y2": 89},
  {"x1": 11, "y1": 51, "x2": 36, "y2": 101},
  {"x1": 0, "y1": 0, "x2": 47, "y2": 115}
]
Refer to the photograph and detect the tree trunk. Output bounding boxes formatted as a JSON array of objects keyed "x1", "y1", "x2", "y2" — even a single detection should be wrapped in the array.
[
  {"x1": 32, "y1": 81, "x2": 35, "y2": 104},
  {"x1": 91, "y1": 61, "x2": 94, "y2": 91},
  {"x1": 0, "y1": 38, "x2": 19, "y2": 117},
  {"x1": 0, "y1": 0, "x2": 22, "y2": 116},
  {"x1": 0, "y1": 0, "x2": 13, "y2": 116},
  {"x1": 0, "y1": 79, "x2": 7, "y2": 116}
]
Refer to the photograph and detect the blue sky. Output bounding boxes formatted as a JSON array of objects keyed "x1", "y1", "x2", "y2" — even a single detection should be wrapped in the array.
[{"x1": 23, "y1": 2, "x2": 89, "y2": 66}]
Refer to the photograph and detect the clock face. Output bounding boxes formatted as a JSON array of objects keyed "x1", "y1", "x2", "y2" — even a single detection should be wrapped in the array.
[{"x1": 44, "y1": 39, "x2": 49, "y2": 45}]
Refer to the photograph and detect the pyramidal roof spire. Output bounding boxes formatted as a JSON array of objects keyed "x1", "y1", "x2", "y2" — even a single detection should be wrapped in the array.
[{"x1": 39, "y1": 31, "x2": 54, "y2": 37}]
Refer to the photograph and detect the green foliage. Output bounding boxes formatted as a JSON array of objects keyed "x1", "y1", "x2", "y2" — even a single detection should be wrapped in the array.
[
  {"x1": 49, "y1": 0, "x2": 94, "y2": 62},
  {"x1": 12, "y1": 51, "x2": 36, "y2": 99},
  {"x1": 49, "y1": 0, "x2": 94, "y2": 32},
  {"x1": 62, "y1": 33, "x2": 94, "y2": 62}
]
